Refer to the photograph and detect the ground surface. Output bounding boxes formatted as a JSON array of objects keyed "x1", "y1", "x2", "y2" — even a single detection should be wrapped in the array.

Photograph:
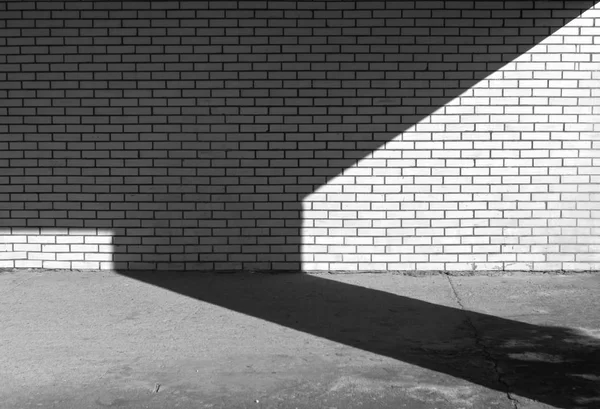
[{"x1": 1, "y1": 269, "x2": 599, "y2": 409}]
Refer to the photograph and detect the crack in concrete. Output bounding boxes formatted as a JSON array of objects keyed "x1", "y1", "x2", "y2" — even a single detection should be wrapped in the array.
[{"x1": 443, "y1": 273, "x2": 521, "y2": 409}]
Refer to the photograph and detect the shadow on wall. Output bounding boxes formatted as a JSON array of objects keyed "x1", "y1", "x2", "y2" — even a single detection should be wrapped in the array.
[
  {"x1": 3, "y1": 2, "x2": 600, "y2": 406},
  {"x1": 1, "y1": 1, "x2": 595, "y2": 270},
  {"x1": 125, "y1": 271, "x2": 600, "y2": 408}
]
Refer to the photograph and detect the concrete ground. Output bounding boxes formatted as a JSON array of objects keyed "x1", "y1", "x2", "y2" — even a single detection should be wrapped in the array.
[{"x1": 1, "y1": 269, "x2": 599, "y2": 409}]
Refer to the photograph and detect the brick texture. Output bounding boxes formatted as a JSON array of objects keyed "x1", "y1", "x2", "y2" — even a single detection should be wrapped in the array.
[{"x1": 1, "y1": 1, "x2": 599, "y2": 271}]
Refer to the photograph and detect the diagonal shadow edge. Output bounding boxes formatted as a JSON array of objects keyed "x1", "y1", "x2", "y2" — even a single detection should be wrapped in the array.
[
  {"x1": 3, "y1": 1, "x2": 596, "y2": 227},
  {"x1": 118, "y1": 270, "x2": 600, "y2": 409},
  {"x1": 2, "y1": 2, "x2": 600, "y2": 406},
  {"x1": 104, "y1": 1, "x2": 598, "y2": 271}
]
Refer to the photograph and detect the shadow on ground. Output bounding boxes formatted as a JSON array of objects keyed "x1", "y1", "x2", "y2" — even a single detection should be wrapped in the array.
[
  {"x1": 3, "y1": 2, "x2": 600, "y2": 407},
  {"x1": 119, "y1": 271, "x2": 600, "y2": 409}
]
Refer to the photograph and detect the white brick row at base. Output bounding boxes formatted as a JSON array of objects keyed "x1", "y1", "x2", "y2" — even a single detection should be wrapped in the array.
[
  {"x1": 0, "y1": 229, "x2": 115, "y2": 270},
  {"x1": 1, "y1": 225, "x2": 599, "y2": 272}
]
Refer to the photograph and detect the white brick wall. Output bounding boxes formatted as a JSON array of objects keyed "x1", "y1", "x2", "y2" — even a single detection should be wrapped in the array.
[
  {"x1": 1, "y1": 1, "x2": 599, "y2": 272},
  {"x1": 0, "y1": 228, "x2": 114, "y2": 270},
  {"x1": 302, "y1": 3, "x2": 600, "y2": 272}
]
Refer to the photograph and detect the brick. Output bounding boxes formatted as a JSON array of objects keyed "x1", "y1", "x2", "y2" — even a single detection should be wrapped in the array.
[{"x1": 0, "y1": 1, "x2": 598, "y2": 272}]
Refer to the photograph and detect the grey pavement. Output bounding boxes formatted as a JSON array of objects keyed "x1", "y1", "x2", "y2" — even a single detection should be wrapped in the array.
[{"x1": 1, "y1": 269, "x2": 599, "y2": 409}]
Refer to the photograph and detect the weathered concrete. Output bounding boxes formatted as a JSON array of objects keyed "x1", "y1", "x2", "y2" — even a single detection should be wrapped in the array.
[{"x1": 1, "y1": 269, "x2": 599, "y2": 409}]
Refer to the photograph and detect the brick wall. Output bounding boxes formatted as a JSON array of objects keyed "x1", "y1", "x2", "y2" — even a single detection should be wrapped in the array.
[{"x1": 1, "y1": 1, "x2": 599, "y2": 272}]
